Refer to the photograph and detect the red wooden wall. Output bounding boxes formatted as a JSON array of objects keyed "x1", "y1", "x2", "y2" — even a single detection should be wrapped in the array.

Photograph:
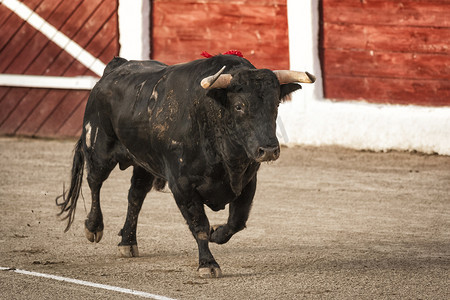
[
  {"x1": 151, "y1": 0, "x2": 290, "y2": 70},
  {"x1": 320, "y1": 0, "x2": 450, "y2": 106},
  {"x1": 0, "y1": 0, "x2": 119, "y2": 138}
]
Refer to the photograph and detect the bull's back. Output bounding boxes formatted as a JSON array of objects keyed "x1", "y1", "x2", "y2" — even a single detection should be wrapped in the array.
[
  {"x1": 101, "y1": 58, "x2": 168, "y2": 95},
  {"x1": 92, "y1": 58, "x2": 168, "y2": 115}
]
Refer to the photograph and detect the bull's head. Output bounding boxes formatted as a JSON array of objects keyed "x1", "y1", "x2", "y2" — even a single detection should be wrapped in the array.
[{"x1": 201, "y1": 66, "x2": 315, "y2": 162}]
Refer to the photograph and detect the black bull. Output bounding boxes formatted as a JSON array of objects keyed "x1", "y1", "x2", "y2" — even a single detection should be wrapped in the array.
[{"x1": 56, "y1": 55, "x2": 315, "y2": 278}]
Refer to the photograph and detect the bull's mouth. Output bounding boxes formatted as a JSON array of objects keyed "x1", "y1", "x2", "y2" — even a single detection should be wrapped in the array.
[{"x1": 255, "y1": 146, "x2": 280, "y2": 162}]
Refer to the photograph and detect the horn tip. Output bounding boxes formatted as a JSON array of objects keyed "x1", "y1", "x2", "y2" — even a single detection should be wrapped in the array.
[{"x1": 306, "y1": 71, "x2": 316, "y2": 83}]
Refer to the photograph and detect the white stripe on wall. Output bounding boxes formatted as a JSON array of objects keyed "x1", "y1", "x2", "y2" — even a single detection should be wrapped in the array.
[
  {"x1": 1, "y1": 0, "x2": 106, "y2": 77},
  {"x1": 0, "y1": 74, "x2": 98, "y2": 90},
  {"x1": 118, "y1": 0, "x2": 151, "y2": 60}
]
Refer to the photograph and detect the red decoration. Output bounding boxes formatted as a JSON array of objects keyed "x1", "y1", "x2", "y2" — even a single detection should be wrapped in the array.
[
  {"x1": 201, "y1": 51, "x2": 213, "y2": 58},
  {"x1": 201, "y1": 50, "x2": 243, "y2": 58},
  {"x1": 223, "y1": 50, "x2": 243, "y2": 57}
]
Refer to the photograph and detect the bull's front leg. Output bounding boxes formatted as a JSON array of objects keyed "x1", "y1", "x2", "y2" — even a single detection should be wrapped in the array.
[
  {"x1": 172, "y1": 188, "x2": 222, "y2": 278},
  {"x1": 210, "y1": 176, "x2": 256, "y2": 244}
]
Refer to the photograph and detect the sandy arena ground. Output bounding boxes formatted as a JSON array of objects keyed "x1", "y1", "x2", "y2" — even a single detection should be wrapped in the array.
[{"x1": 0, "y1": 137, "x2": 449, "y2": 299}]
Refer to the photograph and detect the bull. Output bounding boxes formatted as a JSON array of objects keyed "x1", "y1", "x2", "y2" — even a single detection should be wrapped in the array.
[{"x1": 56, "y1": 54, "x2": 315, "y2": 278}]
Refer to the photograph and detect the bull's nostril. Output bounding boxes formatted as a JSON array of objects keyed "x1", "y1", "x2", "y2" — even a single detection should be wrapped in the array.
[
  {"x1": 258, "y1": 148, "x2": 266, "y2": 158},
  {"x1": 274, "y1": 148, "x2": 280, "y2": 157}
]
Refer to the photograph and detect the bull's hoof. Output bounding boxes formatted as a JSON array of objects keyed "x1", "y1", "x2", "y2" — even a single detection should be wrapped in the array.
[
  {"x1": 210, "y1": 224, "x2": 232, "y2": 244},
  {"x1": 84, "y1": 227, "x2": 103, "y2": 243},
  {"x1": 198, "y1": 266, "x2": 222, "y2": 278},
  {"x1": 118, "y1": 245, "x2": 139, "y2": 258}
]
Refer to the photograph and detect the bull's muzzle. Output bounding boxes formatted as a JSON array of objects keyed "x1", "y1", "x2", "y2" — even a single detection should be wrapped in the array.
[{"x1": 256, "y1": 145, "x2": 280, "y2": 162}]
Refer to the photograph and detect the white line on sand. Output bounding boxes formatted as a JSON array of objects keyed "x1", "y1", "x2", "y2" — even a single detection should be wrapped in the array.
[{"x1": 1, "y1": 267, "x2": 177, "y2": 300}]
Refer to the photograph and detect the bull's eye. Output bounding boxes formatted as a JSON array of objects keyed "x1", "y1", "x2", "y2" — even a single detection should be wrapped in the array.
[{"x1": 234, "y1": 104, "x2": 243, "y2": 112}]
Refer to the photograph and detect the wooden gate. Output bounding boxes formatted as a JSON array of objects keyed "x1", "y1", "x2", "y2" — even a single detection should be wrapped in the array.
[
  {"x1": 0, "y1": 0, "x2": 119, "y2": 138},
  {"x1": 320, "y1": 0, "x2": 450, "y2": 106}
]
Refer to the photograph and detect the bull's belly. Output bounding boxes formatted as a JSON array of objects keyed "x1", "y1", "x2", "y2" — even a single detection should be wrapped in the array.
[{"x1": 196, "y1": 181, "x2": 237, "y2": 211}]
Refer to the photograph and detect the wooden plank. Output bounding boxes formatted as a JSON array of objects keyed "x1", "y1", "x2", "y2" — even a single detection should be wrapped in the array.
[
  {"x1": 27, "y1": 41, "x2": 67, "y2": 75},
  {"x1": 12, "y1": 62, "x2": 95, "y2": 136},
  {"x1": 15, "y1": 89, "x2": 68, "y2": 136},
  {"x1": 0, "y1": 0, "x2": 42, "y2": 45},
  {"x1": 43, "y1": 0, "x2": 83, "y2": 30},
  {"x1": 83, "y1": 8, "x2": 119, "y2": 63},
  {"x1": 18, "y1": 51, "x2": 97, "y2": 136},
  {"x1": 321, "y1": 0, "x2": 450, "y2": 106},
  {"x1": 36, "y1": 90, "x2": 88, "y2": 137},
  {"x1": 25, "y1": 0, "x2": 84, "y2": 75},
  {"x1": 56, "y1": 0, "x2": 103, "y2": 39},
  {"x1": 322, "y1": 0, "x2": 450, "y2": 27},
  {"x1": 69, "y1": 0, "x2": 116, "y2": 48},
  {"x1": 0, "y1": 6, "x2": 16, "y2": 49},
  {"x1": 22, "y1": 56, "x2": 98, "y2": 136},
  {"x1": 0, "y1": 88, "x2": 30, "y2": 127},
  {"x1": 24, "y1": 0, "x2": 103, "y2": 75},
  {"x1": 0, "y1": 87, "x2": 11, "y2": 102},
  {"x1": 97, "y1": 36, "x2": 119, "y2": 66},
  {"x1": 63, "y1": 63, "x2": 97, "y2": 77},
  {"x1": 5, "y1": 31, "x2": 55, "y2": 74},
  {"x1": 323, "y1": 23, "x2": 450, "y2": 54},
  {"x1": 21, "y1": 0, "x2": 46, "y2": 6},
  {"x1": 154, "y1": 3, "x2": 279, "y2": 25},
  {"x1": 56, "y1": 98, "x2": 87, "y2": 137},
  {"x1": 322, "y1": 49, "x2": 450, "y2": 80},
  {"x1": 323, "y1": 75, "x2": 450, "y2": 106},
  {"x1": 44, "y1": 0, "x2": 109, "y2": 77},
  {"x1": 152, "y1": 1, "x2": 289, "y2": 69},
  {"x1": 2, "y1": 0, "x2": 63, "y2": 74},
  {"x1": 33, "y1": 1, "x2": 118, "y2": 76},
  {"x1": 0, "y1": 0, "x2": 119, "y2": 138},
  {"x1": 154, "y1": 0, "x2": 286, "y2": 4},
  {"x1": 0, "y1": 3, "x2": 13, "y2": 26},
  {"x1": 0, "y1": 89, "x2": 48, "y2": 134},
  {"x1": 39, "y1": 44, "x2": 81, "y2": 76},
  {"x1": 23, "y1": 0, "x2": 114, "y2": 76},
  {"x1": 0, "y1": 15, "x2": 38, "y2": 72},
  {"x1": 153, "y1": 3, "x2": 285, "y2": 33}
]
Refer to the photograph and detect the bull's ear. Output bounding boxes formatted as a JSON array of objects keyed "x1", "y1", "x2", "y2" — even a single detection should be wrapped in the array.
[{"x1": 280, "y1": 83, "x2": 302, "y2": 102}]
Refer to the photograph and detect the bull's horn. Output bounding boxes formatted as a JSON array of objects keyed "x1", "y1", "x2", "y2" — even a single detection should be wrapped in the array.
[
  {"x1": 273, "y1": 70, "x2": 316, "y2": 84},
  {"x1": 200, "y1": 66, "x2": 233, "y2": 89}
]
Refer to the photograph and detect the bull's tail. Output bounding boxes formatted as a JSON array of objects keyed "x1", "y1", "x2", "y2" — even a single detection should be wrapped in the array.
[{"x1": 56, "y1": 138, "x2": 84, "y2": 232}]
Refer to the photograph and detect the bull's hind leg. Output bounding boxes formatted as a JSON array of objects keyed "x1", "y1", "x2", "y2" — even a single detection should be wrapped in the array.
[
  {"x1": 83, "y1": 124, "x2": 118, "y2": 243},
  {"x1": 84, "y1": 156, "x2": 116, "y2": 243},
  {"x1": 118, "y1": 166, "x2": 154, "y2": 257}
]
